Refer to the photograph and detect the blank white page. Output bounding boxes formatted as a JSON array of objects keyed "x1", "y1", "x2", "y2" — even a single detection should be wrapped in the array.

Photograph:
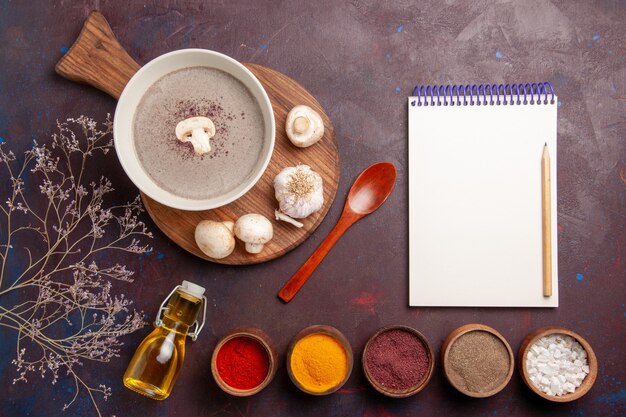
[{"x1": 408, "y1": 97, "x2": 558, "y2": 307}]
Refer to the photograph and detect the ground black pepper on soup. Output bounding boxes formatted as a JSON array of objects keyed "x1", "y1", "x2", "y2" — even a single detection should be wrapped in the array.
[{"x1": 132, "y1": 66, "x2": 265, "y2": 200}]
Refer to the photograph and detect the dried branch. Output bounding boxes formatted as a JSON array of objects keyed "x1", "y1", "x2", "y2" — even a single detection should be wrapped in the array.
[{"x1": 0, "y1": 116, "x2": 153, "y2": 416}]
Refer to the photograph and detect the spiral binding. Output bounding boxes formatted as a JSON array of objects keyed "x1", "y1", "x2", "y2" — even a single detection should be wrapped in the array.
[{"x1": 410, "y1": 82, "x2": 555, "y2": 107}]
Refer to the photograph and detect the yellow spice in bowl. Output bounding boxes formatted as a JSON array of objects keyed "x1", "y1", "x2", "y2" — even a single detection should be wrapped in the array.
[{"x1": 290, "y1": 333, "x2": 348, "y2": 393}]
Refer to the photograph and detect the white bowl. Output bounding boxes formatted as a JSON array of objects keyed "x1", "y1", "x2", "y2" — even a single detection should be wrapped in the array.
[{"x1": 114, "y1": 49, "x2": 275, "y2": 211}]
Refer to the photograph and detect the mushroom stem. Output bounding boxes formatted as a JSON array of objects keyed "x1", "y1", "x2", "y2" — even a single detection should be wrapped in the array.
[
  {"x1": 245, "y1": 242, "x2": 264, "y2": 253},
  {"x1": 191, "y1": 127, "x2": 211, "y2": 154},
  {"x1": 293, "y1": 116, "x2": 310, "y2": 134}
]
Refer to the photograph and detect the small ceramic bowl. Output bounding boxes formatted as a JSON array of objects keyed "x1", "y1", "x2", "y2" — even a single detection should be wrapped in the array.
[
  {"x1": 211, "y1": 327, "x2": 277, "y2": 396},
  {"x1": 362, "y1": 325, "x2": 435, "y2": 398},
  {"x1": 441, "y1": 323, "x2": 515, "y2": 398},
  {"x1": 114, "y1": 49, "x2": 275, "y2": 211},
  {"x1": 286, "y1": 325, "x2": 353, "y2": 396},
  {"x1": 519, "y1": 326, "x2": 598, "y2": 402}
]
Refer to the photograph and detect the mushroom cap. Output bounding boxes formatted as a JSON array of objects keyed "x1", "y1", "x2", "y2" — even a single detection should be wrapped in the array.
[
  {"x1": 194, "y1": 220, "x2": 235, "y2": 259},
  {"x1": 234, "y1": 214, "x2": 273, "y2": 244},
  {"x1": 176, "y1": 116, "x2": 216, "y2": 140},
  {"x1": 285, "y1": 105, "x2": 324, "y2": 148}
]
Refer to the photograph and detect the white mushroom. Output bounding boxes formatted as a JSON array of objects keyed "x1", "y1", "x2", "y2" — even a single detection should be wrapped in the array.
[
  {"x1": 234, "y1": 214, "x2": 273, "y2": 254},
  {"x1": 194, "y1": 220, "x2": 235, "y2": 259},
  {"x1": 285, "y1": 105, "x2": 324, "y2": 148},
  {"x1": 175, "y1": 116, "x2": 215, "y2": 155}
]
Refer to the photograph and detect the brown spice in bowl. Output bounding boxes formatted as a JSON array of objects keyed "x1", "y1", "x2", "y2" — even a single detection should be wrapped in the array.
[{"x1": 447, "y1": 330, "x2": 511, "y2": 394}]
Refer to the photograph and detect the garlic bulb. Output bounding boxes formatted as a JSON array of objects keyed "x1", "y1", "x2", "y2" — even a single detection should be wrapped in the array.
[{"x1": 274, "y1": 165, "x2": 324, "y2": 219}]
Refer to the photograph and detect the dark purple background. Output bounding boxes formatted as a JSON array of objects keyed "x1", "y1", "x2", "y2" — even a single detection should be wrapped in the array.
[{"x1": 0, "y1": 1, "x2": 624, "y2": 416}]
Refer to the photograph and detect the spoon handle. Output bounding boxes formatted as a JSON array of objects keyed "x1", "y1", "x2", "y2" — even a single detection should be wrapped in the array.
[{"x1": 278, "y1": 215, "x2": 356, "y2": 303}]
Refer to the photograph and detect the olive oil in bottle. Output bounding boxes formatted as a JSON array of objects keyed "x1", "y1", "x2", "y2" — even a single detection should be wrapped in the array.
[{"x1": 123, "y1": 281, "x2": 206, "y2": 400}]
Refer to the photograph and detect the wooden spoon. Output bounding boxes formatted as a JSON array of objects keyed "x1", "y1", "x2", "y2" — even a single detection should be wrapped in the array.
[{"x1": 278, "y1": 162, "x2": 397, "y2": 303}]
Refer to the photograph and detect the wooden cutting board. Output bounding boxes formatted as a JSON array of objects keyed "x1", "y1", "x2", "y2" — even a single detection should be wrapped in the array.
[{"x1": 56, "y1": 11, "x2": 340, "y2": 265}]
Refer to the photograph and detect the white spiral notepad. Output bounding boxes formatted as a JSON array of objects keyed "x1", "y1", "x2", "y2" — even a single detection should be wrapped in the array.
[{"x1": 408, "y1": 83, "x2": 558, "y2": 307}]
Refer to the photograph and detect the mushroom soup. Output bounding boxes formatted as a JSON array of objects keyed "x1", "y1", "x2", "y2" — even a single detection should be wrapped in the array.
[{"x1": 133, "y1": 66, "x2": 265, "y2": 200}]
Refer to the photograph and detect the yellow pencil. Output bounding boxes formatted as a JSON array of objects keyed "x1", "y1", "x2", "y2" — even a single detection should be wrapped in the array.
[{"x1": 542, "y1": 143, "x2": 552, "y2": 297}]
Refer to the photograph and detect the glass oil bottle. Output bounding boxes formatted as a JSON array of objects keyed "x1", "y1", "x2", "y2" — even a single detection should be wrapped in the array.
[{"x1": 123, "y1": 281, "x2": 207, "y2": 400}]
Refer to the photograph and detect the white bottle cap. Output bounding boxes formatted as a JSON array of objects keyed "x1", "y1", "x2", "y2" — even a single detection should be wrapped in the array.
[{"x1": 181, "y1": 280, "x2": 206, "y2": 298}]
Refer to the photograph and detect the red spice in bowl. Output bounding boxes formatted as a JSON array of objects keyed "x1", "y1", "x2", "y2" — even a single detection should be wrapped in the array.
[
  {"x1": 211, "y1": 329, "x2": 277, "y2": 396},
  {"x1": 363, "y1": 325, "x2": 434, "y2": 397},
  {"x1": 216, "y1": 336, "x2": 270, "y2": 390}
]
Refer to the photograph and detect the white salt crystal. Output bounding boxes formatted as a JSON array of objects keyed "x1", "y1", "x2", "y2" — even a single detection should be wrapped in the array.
[
  {"x1": 544, "y1": 365, "x2": 557, "y2": 376},
  {"x1": 525, "y1": 334, "x2": 589, "y2": 397},
  {"x1": 550, "y1": 376, "x2": 563, "y2": 391},
  {"x1": 550, "y1": 381, "x2": 560, "y2": 393}
]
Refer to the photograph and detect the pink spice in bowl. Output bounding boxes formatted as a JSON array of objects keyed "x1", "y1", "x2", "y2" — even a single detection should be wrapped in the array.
[{"x1": 362, "y1": 325, "x2": 435, "y2": 398}]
